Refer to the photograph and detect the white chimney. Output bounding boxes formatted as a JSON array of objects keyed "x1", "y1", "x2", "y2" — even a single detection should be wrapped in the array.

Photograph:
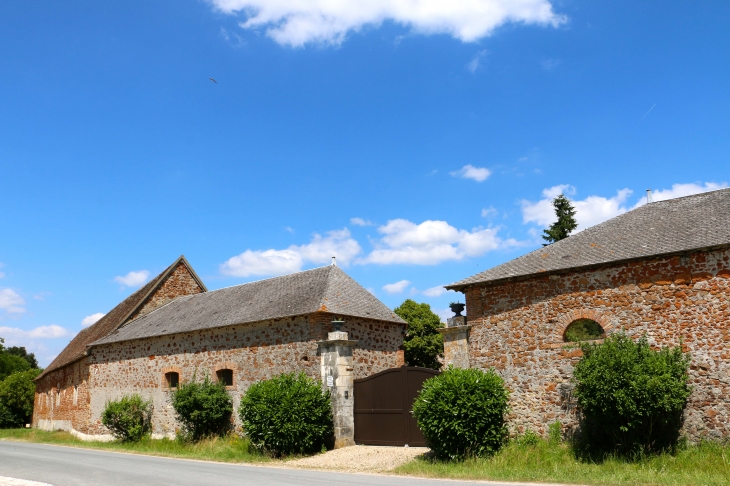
[
  {"x1": 646, "y1": 189, "x2": 653, "y2": 204},
  {"x1": 331, "y1": 256, "x2": 337, "y2": 266}
]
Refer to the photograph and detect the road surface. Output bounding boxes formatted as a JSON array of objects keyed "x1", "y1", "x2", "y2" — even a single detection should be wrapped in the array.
[{"x1": 0, "y1": 441, "x2": 531, "y2": 486}]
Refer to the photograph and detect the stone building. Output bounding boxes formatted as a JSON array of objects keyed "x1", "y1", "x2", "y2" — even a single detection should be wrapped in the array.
[
  {"x1": 34, "y1": 258, "x2": 405, "y2": 439},
  {"x1": 446, "y1": 188, "x2": 730, "y2": 440}
]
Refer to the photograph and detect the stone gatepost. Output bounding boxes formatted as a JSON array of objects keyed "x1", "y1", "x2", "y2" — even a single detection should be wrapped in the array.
[
  {"x1": 318, "y1": 321, "x2": 357, "y2": 449},
  {"x1": 439, "y1": 315, "x2": 471, "y2": 369}
]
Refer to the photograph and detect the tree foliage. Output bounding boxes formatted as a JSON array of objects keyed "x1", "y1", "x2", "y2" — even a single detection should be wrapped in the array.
[
  {"x1": 101, "y1": 394, "x2": 153, "y2": 442},
  {"x1": 171, "y1": 374, "x2": 233, "y2": 441},
  {"x1": 239, "y1": 372, "x2": 333, "y2": 457},
  {"x1": 0, "y1": 368, "x2": 41, "y2": 428},
  {"x1": 394, "y1": 299, "x2": 444, "y2": 370},
  {"x1": 0, "y1": 337, "x2": 38, "y2": 381},
  {"x1": 572, "y1": 333, "x2": 691, "y2": 456},
  {"x1": 542, "y1": 194, "x2": 578, "y2": 244},
  {"x1": 412, "y1": 367, "x2": 510, "y2": 459}
]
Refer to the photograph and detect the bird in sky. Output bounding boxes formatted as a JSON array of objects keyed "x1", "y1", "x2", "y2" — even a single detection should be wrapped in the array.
[{"x1": 209, "y1": 77, "x2": 217, "y2": 84}]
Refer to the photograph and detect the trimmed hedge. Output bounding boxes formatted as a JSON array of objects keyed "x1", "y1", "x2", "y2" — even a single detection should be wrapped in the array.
[
  {"x1": 572, "y1": 333, "x2": 691, "y2": 456},
  {"x1": 239, "y1": 372, "x2": 333, "y2": 457},
  {"x1": 412, "y1": 367, "x2": 510, "y2": 459},
  {"x1": 172, "y1": 375, "x2": 233, "y2": 441},
  {"x1": 101, "y1": 394, "x2": 152, "y2": 442}
]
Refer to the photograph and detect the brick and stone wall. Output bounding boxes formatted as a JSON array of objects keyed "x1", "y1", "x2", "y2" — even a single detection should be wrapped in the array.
[
  {"x1": 463, "y1": 247, "x2": 730, "y2": 440},
  {"x1": 33, "y1": 359, "x2": 93, "y2": 434},
  {"x1": 84, "y1": 313, "x2": 405, "y2": 437},
  {"x1": 128, "y1": 263, "x2": 205, "y2": 321}
]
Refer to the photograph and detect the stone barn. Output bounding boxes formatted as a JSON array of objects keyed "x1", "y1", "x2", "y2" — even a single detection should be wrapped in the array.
[
  {"x1": 34, "y1": 258, "x2": 406, "y2": 439},
  {"x1": 445, "y1": 188, "x2": 730, "y2": 440}
]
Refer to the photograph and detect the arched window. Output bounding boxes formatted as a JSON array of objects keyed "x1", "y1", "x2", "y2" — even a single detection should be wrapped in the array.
[
  {"x1": 165, "y1": 371, "x2": 179, "y2": 388},
  {"x1": 563, "y1": 318, "x2": 605, "y2": 342},
  {"x1": 216, "y1": 369, "x2": 234, "y2": 387}
]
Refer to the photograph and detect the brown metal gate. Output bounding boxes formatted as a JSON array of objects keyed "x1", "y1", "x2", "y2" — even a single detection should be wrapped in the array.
[{"x1": 354, "y1": 366, "x2": 440, "y2": 446}]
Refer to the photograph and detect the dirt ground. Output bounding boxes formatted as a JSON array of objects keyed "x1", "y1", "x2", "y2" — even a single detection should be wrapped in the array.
[{"x1": 285, "y1": 445, "x2": 430, "y2": 473}]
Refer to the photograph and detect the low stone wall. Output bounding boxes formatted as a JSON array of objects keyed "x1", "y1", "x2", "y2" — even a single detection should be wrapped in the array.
[{"x1": 463, "y1": 247, "x2": 730, "y2": 440}]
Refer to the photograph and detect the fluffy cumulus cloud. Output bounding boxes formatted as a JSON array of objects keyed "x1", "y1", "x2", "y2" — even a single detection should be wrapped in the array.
[
  {"x1": 634, "y1": 182, "x2": 728, "y2": 208},
  {"x1": 422, "y1": 285, "x2": 448, "y2": 297},
  {"x1": 208, "y1": 0, "x2": 566, "y2": 47},
  {"x1": 81, "y1": 313, "x2": 106, "y2": 328},
  {"x1": 114, "y1": 270, "x2": 151, "y2": 288},
  {"x1": 360, "y1": 219, "x2": 517, "y2": 265},
  {"x1": 450, "y1": 164, "x2": 491, "y2": 182},
  {"x1": 0, "y1": 288, "x2": 25, "y2": 314},
  {"x1": 382, "y1": 280, "x2": 411, "y2": 294},
  {"x1": 221, "y1": 228, "x2": 362, "y2": 277},
  {"x1": 522, "y1": 182, "x2": 727, "y2": 232},
  {"x1": 0, "y1": 325, "x2": 68, "y2": 339}
]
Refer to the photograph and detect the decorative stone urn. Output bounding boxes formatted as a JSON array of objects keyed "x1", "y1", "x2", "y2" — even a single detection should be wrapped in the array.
[{"x1": 449, "y1": 302, "x2": 465, "y2": 317}]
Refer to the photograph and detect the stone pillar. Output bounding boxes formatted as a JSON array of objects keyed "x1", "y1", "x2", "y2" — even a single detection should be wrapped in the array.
[
  {"x1": 318, "y1": 329, "x2": 357, "y2": 448},
  {"x1": 439, "y1": 316, "x2": 471, "y2": 369}
]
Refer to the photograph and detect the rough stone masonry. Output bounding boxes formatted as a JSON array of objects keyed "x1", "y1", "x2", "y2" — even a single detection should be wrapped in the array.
[{"x1": 447, "y1": 188, "x2": 730, "y2": 441}]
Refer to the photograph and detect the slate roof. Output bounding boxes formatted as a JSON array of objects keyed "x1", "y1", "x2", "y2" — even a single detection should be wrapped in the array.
[
  {"x1": 91, "y1": 265, "x2": 405, "y2": 347},
  {"x1": 448, "y1": 188, "x2": 730, "y2": 290},
  {"x1": 38, "y1": 256, "x2": 206, "y2": 379}
]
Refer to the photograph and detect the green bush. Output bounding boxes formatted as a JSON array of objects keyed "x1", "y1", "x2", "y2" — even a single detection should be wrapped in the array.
[
  {"x1": 0, "y1": 368, "x2": 41, "y2": 428},
  {"x1": 101, "y1": 394, "x2": 152, "y2": 442},
  {"x1": 239, "y1": 372, "x2": 333, "y2": 457},
  {"x1": 0, "y1": 353, "x2": 30, "y2": 382},
  {"x1": 172, "y1": 375, "x2": 232, "y2": 441},
  {"x1": 412, "y1": 367, "x2": 510, "y2": 460},
  {"x1": 572, "y1": 333, "x2": 691, "y2": 456}
]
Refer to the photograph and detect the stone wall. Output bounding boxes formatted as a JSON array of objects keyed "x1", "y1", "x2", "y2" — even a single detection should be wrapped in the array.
[
  {"x1": 128, "y1": 263, "x2": 205, "y2": 321},
  {"x1": 463, "y1": 247, "x2": 730, "y2": 440},
  {"x1": 84, "y1": 313, "x2": 404, "y2": 437},
  {"x1": 33, "y1": 359, "x2": 93, "y2": 433}
]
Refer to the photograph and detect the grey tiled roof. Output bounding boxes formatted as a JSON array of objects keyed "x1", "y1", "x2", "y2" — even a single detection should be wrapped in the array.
[
  {"x1": 91, "y1": 265, "x2": 404, "y2": 346},
  {"x1": 448, "y1": 188, "x2": 730, "y2": 290}
]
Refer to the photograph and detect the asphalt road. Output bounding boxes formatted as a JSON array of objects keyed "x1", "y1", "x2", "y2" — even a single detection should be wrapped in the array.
[{"x1": 0, "y1": 442, "x2": 520, "y2": 486}]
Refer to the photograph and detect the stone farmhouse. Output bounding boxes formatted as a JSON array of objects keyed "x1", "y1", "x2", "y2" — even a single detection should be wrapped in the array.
[
  {"x1": 445, "y1": 188, "x2": 730, "y2": 440},
  {"x1": 34, "y1": 258, "x2": 406, "y2": 439}
]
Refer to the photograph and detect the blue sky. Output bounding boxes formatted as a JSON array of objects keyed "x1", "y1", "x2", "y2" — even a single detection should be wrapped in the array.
[{"x1": 1, "y1": 1, "x2": 728, "y2": 366}]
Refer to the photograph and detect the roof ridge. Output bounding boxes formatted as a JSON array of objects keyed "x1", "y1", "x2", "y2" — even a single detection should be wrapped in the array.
[{"x1": 206, "y1": 264, "x2": 335, "y2": 295}]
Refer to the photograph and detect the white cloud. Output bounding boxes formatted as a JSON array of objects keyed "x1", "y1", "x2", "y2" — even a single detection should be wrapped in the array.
[
  {"x1": 360, "y1": 219, "x2": 518, "y2": 265},
  {"x1": 451, "y1": 164, "x2": 491, "y2": 182},
  {"x1": 383, "y1": 280, "x2": 411, "y2": 294},
  {"x1": 350, "y1": 217, "x2": 373, "y2": 227},
  {"x1": 633, "y1": 182, "x2": 727, "y2": 209},
  {"x1": 522, "y1": 181, "x2": 728, "y2": 233},
  {"x1": 221, "y1": 228, "x2": 362, "y2": 277},
  {"x1": 81, "y1": 313, "x2": 105, "y2": 328},
  {"x1": 422, "y1": 285, "x2": 448, "y2": 297},
  {"x1": 0, "y1": 325, "x2": 68, "y2": 339},
  {"x1": 114, "y1": 270, "x2": 151, "y2": 288},
  {"x1": 481, "y1": 206, "x2": 498, "y2": 218},
  {"x1": 433, "y1": 307, "x2": 451, "y2": 323},
  {"x1": 0, "y1": 288, "x2": 25, "y2": 314},
  {"x1": 467, "y1": 50, "x2": 488, "y2": 73},
  {"x1": 208, "y1": 0, "x2": 566, "y2": 47}
]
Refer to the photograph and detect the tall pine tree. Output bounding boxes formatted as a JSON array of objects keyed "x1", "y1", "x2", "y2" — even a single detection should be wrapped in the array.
[{"x1": 542, "y1": 194, "x2": 578, "y2": 244}]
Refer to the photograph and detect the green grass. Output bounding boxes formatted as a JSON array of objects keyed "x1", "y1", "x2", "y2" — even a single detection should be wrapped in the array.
[
  {"x1": 396, "y1": 439, "x2": 730, "y2": 486},
  {"x1": 0, "y1": 429, "x2": 270, "y2": 464}
]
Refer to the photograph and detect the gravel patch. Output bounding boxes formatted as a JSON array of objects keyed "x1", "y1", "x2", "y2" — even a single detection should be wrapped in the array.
[
  {"x1": 285, "y1": 445, "x2": 429, "y2": 473},
  {"x1": 0, "y1": 477, "x2": 54, "y2": 486}
]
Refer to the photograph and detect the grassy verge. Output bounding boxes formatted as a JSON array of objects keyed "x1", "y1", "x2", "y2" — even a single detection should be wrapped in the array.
[
  {"x1": 0, "y1": 428, "x2": 270, "y2": 464},
  {"x1": 395, "y1": 439, "x2": 730, "y2": 486}
]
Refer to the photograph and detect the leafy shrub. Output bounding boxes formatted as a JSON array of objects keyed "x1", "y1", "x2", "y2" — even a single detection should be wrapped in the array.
[
  {"x1": 101, "y1": 394, "x2": 152, "y2": 442},
  {"x1": 239, "y1": 372, "x2": 333, "y2": 457},
  {"x1": 516, "y1": 430, "x2": 540, "y2": 447},
  {"x1": 172, "y1": 375, "x2": 233, "y2": 441},
  {"x1": 412, "y1": 367, "x2": 510, "y2": 459},
  {"x1": 572, "y1": 333, "x2": 691, "y2": 456},
  {"x1": 0, "y1": 368, "x2": 41, "y2": 428},
  {"x1": 0, "y1": 354, "x2": 30, "y2": 382}
]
